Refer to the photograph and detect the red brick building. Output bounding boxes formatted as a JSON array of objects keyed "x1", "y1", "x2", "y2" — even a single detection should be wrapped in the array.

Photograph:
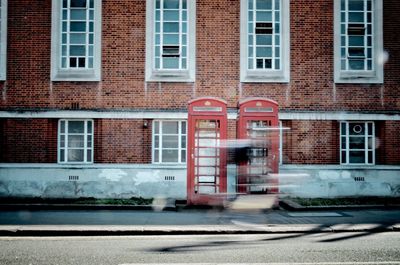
[{"x1": 0, "y1": 0, "x2": 399, "y2": 200}]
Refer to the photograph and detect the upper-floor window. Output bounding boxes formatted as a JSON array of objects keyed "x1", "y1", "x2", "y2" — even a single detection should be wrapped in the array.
[
  {"x1": 58, "y1": 119, "x2": 94, "y2": 163},
  {"x1": 0, "y1": 0, "x2": 7, "y2": 80},
  {"x1": 340, "y1": 121, "x2": 375, "y2": 165},
  {"x1": 240, "y1": 0, "x2": 290, "y2": 83},
  {"x1": 146, "y1": 0, "x2": 196, "y2": 82},
  {"x1": 51, "y1": 0, "x2": 102, "y2": 81},
  {"x1": 152, "y1": 120, "x2": 187, "y2": 164},
  {"x1": 334, "y1": 0, "x2": 383, "y2": 83}
]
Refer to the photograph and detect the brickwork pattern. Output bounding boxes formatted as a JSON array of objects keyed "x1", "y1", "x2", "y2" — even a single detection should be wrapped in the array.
[{"x1": 0, "y1": 0, "x2": 398, "y2": 111}]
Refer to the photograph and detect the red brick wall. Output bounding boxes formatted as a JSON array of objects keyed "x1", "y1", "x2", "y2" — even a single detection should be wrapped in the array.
[
  {"x1": 282, "y1": 120, "x2": 339, "y2": 164},
  {"x1": 0, "y1": 0, "x2": 399, "y2": 111},
  {"x1": 0, "y1": 118, "x2": 398, "y2": 165},
  {"x1": 0, "y1": 119, "x2": 57, "y2": 163},
  {"x1": 95, "y1": 119, "x2": 152, "y2": 163}
]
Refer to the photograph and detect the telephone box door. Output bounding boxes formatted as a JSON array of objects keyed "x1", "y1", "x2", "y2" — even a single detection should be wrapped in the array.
[
  {"x1": 187, "y1": 98, "x2": 227, "y2": 205},
  {"x1": 237, "y1": 98, "x2": 279, "y2": 194}
]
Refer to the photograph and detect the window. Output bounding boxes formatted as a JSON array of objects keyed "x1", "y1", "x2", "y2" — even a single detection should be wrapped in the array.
[
  {"x1": 58, "y1": 120, "x2": 94, "y2": 163},
  {"x1": 0, "y1": 0, "x2": 7, "y2": 80},
  {"x1": 51, "y1": 0, "x2": 102, "y2": 81},
  {"x1": 240, "y1": 0, "x2": 290, "y2": 82},
  {"x1": 153, "y1": 120, "x2": 187, "y2": 163},
  {"x1": 146, "y1": 0, "x2": 196, "y2": 82},
  {"x1": 334, "y1": 0, "x2": 383, "y2": 83},
  {"x1": 340, "y1": 121, "x2": 375, "y2": 165}
]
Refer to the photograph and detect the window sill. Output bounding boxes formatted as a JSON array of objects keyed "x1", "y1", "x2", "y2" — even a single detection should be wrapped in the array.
[
  {"x1": 146, "y1": 69, "x2": 195, "y2": 83},
  {"x1": 241, "y1": 70, "x2": 289, "y2": 83},
  {"x1": 335, "y1": 70, "x2": 383, "y2": 84},
  {"x1": 51, "y1": 69, "x2": 101, "y2": 82}
]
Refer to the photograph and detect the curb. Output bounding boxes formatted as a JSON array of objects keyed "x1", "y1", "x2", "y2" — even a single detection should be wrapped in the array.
[
  {"x1": 279, "y1": 199, "x2": 400, "y2": 212},
  {"x1": 0, "y1": 224, "x2": 399, "y2": 237},
  {"x1": 0, "y1": 204, "x2": 177, "y2": 212}
]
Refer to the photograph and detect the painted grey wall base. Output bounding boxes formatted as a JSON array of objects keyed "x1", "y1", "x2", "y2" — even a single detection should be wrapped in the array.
[
  {"x1": 279, "y1": 165, "x2": 400, "y2": 198},
  {"x1": 0, "y1": 164, "x2": 399, "y2": 199}
]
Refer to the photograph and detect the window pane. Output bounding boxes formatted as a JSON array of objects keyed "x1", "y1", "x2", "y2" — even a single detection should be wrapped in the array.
[
  {"x1": 70, "y1": 46, "x2": 86, "y2": 56},
  {"x1": 70, "y1": 22, "x2": 86, "y2": 32},
  {"x1": 181, "y1": 136, "x2": 186, "y2": 148},
  {"x1": 154, "y1": 150, "x2": 159, "y2": 162},
  {"x1": 162, "y1": 150, "x2": 179, "y2": 163},
  {"x1": 87, "y1": 121, "x2": 93, "y2": 133},
  {"x1": 154, "y1": 135, "x2": 159, "y2": 148},
  {"x1": 68, "y1": 121, "x2": 85, "y2": 133},
  {"x1": 256, "y1": 47, "x2": 272, "y2": 57},
  {"x1": 256, "y1": 35, "x2": 272, "y2": 45},
  {"x1": 162, "y1": 136, "x2": 179, "y2": 148},
  {"x1": 341, "y1": 151, "x2": 347, "y2": 164},
  {"x1": 70, "y1": 33, "x2": 86, "y2": 44},
  {"x1": 256, "y1": 11, "x2": 272, "y2": 22},
  {"x1": 68, "y1": 135, "x2": 85, "y2": 148},
  {"x1": 71, "y1": 0, "x2": 87, "y2": 8},
  {"x1": 163, "y1": 121, "x2": 179, "y2": 134},
  {"x1": 349, "y1": 36, "x2": 364, "y2": 46},
  {"x1": 163, "y1": 22, "x2": 179, "y2": 33},
  {"x1": 60, "y1": 149, "x2": 65, "y2": 162},
  {"x1": 60, "y1": 121, "x2": 66, "y2": 133},
  {"x1": 349, "y1": 12, "x2": 364, "y2": 22},
  {"x1": 163, "y1": 57, "x2": 179, "y2": 68},
  {"x1": 87, "y1": 149, "x2": 92, "y2": 162},
  {"x1": 163, "y1": 34, "x2": 179, "y2": 45},
  {"x1": 349, "y1": 151, "x2": 366, "y2": 163},
  {"x1": 60, "y1": 135, "x2": 65, "y2": 148},
  {"x1": 349, "y1": 0, "x2": 364, "y2": 11},
  {"x1": 368, "y1": 151, "x2": 373, "y2": 164},
  {"x1": 349, "y1": 136, "x2": 365, "y2": 149},
  {"x1": 349, "y1": 123, "x2": 365, "y2": 135},
  {"x1": 164, "y1": 0, "x2": 179, "y2": 9},
  {"x1": 181, "y1": 150, "x2": 186, "y2": 163},
  {"x1": 181, "y1": 121, "x2": 187, "y2": 134},
  {"x1": 70, "y1": 10, "x2": 86, "y2": 20},
  {"x1": 349, "y1": 59, "x2": 364, "y2": 70},
  {"x1": 256, "y1": 0, "x2": 272, "y2": 10},
  {"x1": 163, "y1": 10, "x2": 179, "y2": 20},
  {"x1": 341, "y1": 136, "x2": 346, "y2": 149},
  {"x1": 68, "y1": 149, "x2": 84, "y2": 162}
]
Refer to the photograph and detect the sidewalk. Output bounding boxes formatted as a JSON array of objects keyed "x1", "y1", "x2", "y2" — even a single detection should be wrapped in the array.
[{"x1": 0, "y1": 204, "x2": 399, "y2": 236}]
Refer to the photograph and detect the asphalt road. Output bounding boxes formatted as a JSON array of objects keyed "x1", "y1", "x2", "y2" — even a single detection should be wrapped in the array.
[{"x1": 0, "y1": 233, "x2": 399, "y2": 265}]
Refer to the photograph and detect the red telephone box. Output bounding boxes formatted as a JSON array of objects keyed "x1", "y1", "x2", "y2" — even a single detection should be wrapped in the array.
[
  {"x1": 187, "y1": 97, "x2": 228, "y2": 205},
  {"x1": 237, "y1": 98, "x2": 279, "y2": 194}
]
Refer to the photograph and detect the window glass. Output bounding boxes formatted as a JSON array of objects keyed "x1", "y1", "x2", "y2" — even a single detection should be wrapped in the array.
[
  {"x1": 59, "y1": 120, "x2": 93, "y2": 163},
  {"x1": 153, "y1": 120, "x2": 187, "y2": 163}
]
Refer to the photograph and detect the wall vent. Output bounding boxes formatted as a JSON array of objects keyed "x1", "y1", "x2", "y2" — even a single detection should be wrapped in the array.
[
  {"x1": 69, "y1": 175, "x2": 79, "y2": 181},
  {"x1": 71, "y1": 102, "x2": 80, "y2": 110},
  {"x1": 354, "y1": 176, "x2": 365, "y2": 182},
  {"x1": 164, "y1": 176, "x2": 175, "y2": 181}
]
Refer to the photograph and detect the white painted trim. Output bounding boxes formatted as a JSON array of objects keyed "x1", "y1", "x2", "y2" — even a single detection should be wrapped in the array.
[
  {"x1": 280, "y1": 164, "x2": 400, "y2": 171},
  {"x1": 1, "y1": 110, "x2": 400, "y2": 121},
  {"x1": 51, "y1": 0, "x2": 102, "y2": 81},
  {"x1": 240, "y1": 0, "x2": 290, "y2": 83},
  {"x1": 334, "y1": 0, "x2": 383, "y2": 83},
  {"x1": 0, "y1": 0, "x2": 7, "y2": 80},
  {"x1": 1, "y1": 163, "x2": 399, "y2": 171},
  {"x1": 145, "y1": 0, "x2": 196, "y2": 82},
  {"x1": 0, "y1": 163, "x2": 187, "y2": 169}
]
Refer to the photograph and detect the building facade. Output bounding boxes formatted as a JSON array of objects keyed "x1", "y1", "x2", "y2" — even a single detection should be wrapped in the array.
[{"x1": 0, "y1": 0, "x2": 399, "y2": 200}]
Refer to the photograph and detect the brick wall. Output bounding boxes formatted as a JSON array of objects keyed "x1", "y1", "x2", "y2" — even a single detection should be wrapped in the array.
[
  {"x1": 0, "y1": 118, "x2": 398, "y2": 165},
  {"x1": 282, "y1": 120, "x2": 339, "y2": 164},
  {"x1": 0, "y1": 119, "x2": 57, "y2": 163},
  {"x1": 0, "y1": 0, "x2": 399, "y2": 111}
]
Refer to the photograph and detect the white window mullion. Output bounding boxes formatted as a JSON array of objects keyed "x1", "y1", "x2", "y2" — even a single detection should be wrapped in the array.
[{"x1": 346, "y1": 122, "x2": 350, "y2": 165}]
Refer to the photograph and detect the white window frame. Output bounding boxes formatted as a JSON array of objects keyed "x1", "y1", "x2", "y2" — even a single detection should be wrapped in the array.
[
  {"x1": 58, "y1": 119, "x2": 94, "y2": 164},
  {"x1": 51, "y1": 0, "x2": 102, "y2": 81},
  {"x1": 146, "y1": 0, "x2": 196, "y2": 82},
  {"x1": 0, "y1": 0, "x2": 7, "y2": 80},
  {"x1": 340, "y1": 121, "x2": 375, "y2": 165},
  {"x1": 240, "y1": 0, "x2": 290, "y2": 83},
  {"x1": 152, "y1": 120, "x2": 187, "y2": 164},
  {"x1": 334, "y1": 0, "x2": 383, "y2": 83}
]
